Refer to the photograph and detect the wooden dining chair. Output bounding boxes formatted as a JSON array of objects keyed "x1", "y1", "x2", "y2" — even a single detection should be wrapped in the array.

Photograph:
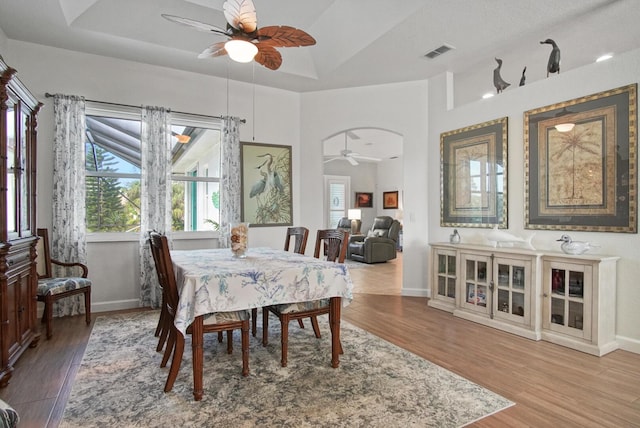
[
  {"x1": 148, "y1": 230, "x2": 171, "y2": 353},
  {"x1": 148, "y1": 232, "x2": 250, "y2": 393},
  {"x1": 35, "y1": 228, "x2": 91, "y2": 339},
  {"x1": 262, "y1": 228, "x2": 348, "y2": 367},
  {"x1": 251, "y1": 226, "x2": 310, "y2": 337}
]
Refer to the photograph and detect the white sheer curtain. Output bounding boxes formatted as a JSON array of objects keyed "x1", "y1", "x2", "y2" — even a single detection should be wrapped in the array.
[
  {"x1": 219, "y1": 116, "x2": 243, "y2": 248},
  {"x1": 139, "y1": 106, "x2": 172, "y2": 308},
  {"x1": 52, "y1": 94, "x2": 88, "y2": 316}
]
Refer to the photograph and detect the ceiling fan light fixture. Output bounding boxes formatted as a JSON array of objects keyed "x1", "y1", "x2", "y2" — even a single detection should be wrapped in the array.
[{"x1": 225, "y1": 39, "x2": 258, "y2": 63}]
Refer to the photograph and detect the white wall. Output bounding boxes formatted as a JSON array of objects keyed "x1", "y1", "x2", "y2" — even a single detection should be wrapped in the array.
[
  {"x1": 301, "y1": 81, "x2": 430, "y2": 297},
  {"x1": 428, "y1": 48, "x2": 640, "y2": 353},
  {"x1": 3, "y1": 40, "x2": 302, "y2": 312},
  {"x1": 0, "y1": 26, "x2": 7, "y2": 54}
]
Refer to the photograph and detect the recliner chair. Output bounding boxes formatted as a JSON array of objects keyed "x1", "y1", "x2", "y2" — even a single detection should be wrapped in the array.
[
  {"x1": 337, "y1": 217, "x2": 360, "y2": 234},
  {"x1": 348, "y1": 216, "x2": 400, "y2": 263}
]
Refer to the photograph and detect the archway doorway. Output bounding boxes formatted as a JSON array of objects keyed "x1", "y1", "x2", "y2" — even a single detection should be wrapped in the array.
[{"x1": 322, "y1": 127, "x2": 404, "y2": 295}]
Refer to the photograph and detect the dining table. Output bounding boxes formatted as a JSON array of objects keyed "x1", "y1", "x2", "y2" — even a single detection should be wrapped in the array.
[{"x1": 170, "y1": 246, "x2": 354, "y2": 400}]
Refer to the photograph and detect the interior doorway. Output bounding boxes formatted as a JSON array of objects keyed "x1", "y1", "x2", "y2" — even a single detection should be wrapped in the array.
[{"x1": 321, "y1": 127, "x2": 404, "y2": 288}]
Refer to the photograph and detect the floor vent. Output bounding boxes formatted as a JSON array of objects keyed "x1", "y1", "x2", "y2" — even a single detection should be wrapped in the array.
[{"x1": 425, "y1": 44, "x2": 455, "y2": 59}]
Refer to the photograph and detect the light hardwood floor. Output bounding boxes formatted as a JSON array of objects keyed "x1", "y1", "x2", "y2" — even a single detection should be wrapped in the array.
[{"x1": 2, "y1": 252, "x2": 639, "y2": 427}]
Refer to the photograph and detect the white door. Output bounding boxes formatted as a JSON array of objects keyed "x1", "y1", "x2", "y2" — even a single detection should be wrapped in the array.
[{"x1": 324, "y1": 175, "x2": 350, "y2": 228}]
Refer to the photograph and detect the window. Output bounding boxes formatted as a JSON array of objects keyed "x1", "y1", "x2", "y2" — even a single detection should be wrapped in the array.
[{"x1": 85, "y1": 105, "x2": 222, "y2": 233}]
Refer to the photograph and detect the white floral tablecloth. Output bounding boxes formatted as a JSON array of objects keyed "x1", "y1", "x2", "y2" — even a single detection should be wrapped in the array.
[{"x1": 171, "y1": 247, "x2": 354, "y2": 335}]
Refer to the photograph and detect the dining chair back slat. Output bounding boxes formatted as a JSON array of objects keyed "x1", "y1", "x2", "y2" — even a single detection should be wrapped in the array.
[
  {"x1": 284, "y1": 227, "x2": 309, "y2": 254},
  {"x1": 314, "y1": 229, "x2": 349, "y2": 263}
]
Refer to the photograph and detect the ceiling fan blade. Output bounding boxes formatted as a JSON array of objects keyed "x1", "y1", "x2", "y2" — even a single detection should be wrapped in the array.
[
  {"x1": 161, "y1": 14, "x2": 229, "y2": 36},
  {"x1": 352, "y1": 155, "x2": 381, "y2": 162},
  {"x1": 256, "y1": 26, "x2": 316, "y2": 48},
  {"x1": 323, "y1": 157, "x2": 340, "y2": 164},
  {"x1": 346, "y1": 156, "x2": 359, "y2": 166},
  {"x1": 198, "y1": 42, "x2": 228, "y2": 59},
  {"x1": 223, "y1": 0, "x2": 257, "y2": 33},
  {"x1": 346, "y1": 130, "x2": 360, "y2": 140},
  {"x1": 254, "y1": 45, "x2": 282, "y2": 70}
]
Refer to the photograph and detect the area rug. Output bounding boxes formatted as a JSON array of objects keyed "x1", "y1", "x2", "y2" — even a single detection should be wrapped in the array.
[{"x1": 61, "y1": 311, "x2": 513, "y2": 427}]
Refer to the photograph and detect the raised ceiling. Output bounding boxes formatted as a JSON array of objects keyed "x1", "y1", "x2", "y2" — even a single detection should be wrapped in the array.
[{"x1": 0, "y1": 0, "x2": 639, "y2": 93}]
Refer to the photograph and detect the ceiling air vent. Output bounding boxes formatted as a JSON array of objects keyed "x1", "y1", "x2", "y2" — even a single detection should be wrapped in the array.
[{"x1": 424, "y1": 44, "x2": 455, "y2": 59}]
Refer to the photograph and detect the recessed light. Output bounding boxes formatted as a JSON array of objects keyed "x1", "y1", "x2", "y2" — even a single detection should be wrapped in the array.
[
  {"x1": 596, "y1": 54, "x2": 613, "y2": 62},
  {"x1": 482, "y1": 93, "x2": 494, "y2": 99}
]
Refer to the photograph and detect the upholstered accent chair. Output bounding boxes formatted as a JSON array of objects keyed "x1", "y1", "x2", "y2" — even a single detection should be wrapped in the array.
[
  {"x1": 35, "y1": 228, "x2": 91, "y2": 339},
  {"x1": 262, "y1": 228, "x2": 348, "y2": 367},
  {"x1": 148, "y1": 232, "x2": 250, "y2": 393},
  {"x1": 348, "y1": 216, "x2": 400, "y2": 263}
]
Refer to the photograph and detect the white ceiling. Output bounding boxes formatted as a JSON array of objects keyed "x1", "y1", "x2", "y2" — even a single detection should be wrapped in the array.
[
  {"x1": 1, "y1": 0, "x2": 639, "y2": 93},
  {"x1": 1, "y1": 0, "x2": 638, "y2": 161}
]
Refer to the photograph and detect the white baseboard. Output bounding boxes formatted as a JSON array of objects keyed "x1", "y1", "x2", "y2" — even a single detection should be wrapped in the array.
[
  {"x1": 616, "y1": 335, "x2": 640, "y2": 355},
  {"x1": 401, "y1": 287, "x2": 429, "y2": 298},
  {"x1": 36, "y1": 299, "x2": 142, "y2": 318}
]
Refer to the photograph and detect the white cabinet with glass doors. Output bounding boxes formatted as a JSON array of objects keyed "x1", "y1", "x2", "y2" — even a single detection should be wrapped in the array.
[{"x1": 541, "y1": 255, "x2": 619, "y2": 356}]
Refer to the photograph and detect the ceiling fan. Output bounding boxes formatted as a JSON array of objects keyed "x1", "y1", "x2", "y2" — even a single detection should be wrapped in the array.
[
  {"x1": 324, "y1": 132, "x2": 381, "y2": 166},
  {"x1": 162, "y1": 0, "x2": 316, "y2": 70}
]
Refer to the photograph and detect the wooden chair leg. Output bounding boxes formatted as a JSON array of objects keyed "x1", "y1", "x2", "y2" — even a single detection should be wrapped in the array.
[
  {"x1": 310, "y1": 316, "x2": 321, "y2": 338},
  {"x1": 157, "y1": 316, "x2": 170, "y2": 353},
  {"x1": 280, "y1": 315, "x2": 289, "y2": 367},
  {"x1": 251, "y1": 308, "x2": 258, "y2": 337},
  {"x1": 226, "y1": 330, "x2": 233, "y2": 354},
  {"x1": 297, "y1": 319, "x2": 305, "y2": 329},
  {"x1": 161, "y1": 329, "x2": 176, "y2": 368},
  {"x1": 45, "y1": 295, "x2": 54, "y2": 339},
  {"x1": 241, "y1": 322, "x2": 250, "y2": 377},
  {"x1": 164, "y1": 331, "x2": 184, "y2": 393},
  {"x1": 84, "y1": 288, "x2": 91, "y2": 326},
  {"x1": 262, "y1": 308, "x2": 269, "y2": 346},
  {"x1": 217, "y1": 331, "x2": 223, "y2": 343}
]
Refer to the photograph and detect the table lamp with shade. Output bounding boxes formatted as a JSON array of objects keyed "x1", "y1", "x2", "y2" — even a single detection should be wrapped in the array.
[{"x1": 347, "y1": 209, "x2": 362, "y2": 235}]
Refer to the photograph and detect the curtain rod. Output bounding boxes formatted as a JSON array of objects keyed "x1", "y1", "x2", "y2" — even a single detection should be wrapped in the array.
[{"x1": 44, "y1": 93, "x2": 246, "y2": 123}]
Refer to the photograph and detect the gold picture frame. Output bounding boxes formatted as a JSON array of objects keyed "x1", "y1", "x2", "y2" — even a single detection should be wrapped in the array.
[
  {"x1": 524, "y1": 84, "x2": 637, "y2": 232},
  {"x1": 440, "y1": 117, "x2": 508, "y2": 228},
  {"x1": 240, "y1": 142, "x2": 293, "y2": 227},
  {"x1": 383, "y1": 191, "x2": 399, "y2": 209}
]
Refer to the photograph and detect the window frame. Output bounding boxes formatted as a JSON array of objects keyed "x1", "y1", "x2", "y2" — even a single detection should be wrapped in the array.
[{"x1": 84, "y1": 103, "x2": 223, "y2": 241}]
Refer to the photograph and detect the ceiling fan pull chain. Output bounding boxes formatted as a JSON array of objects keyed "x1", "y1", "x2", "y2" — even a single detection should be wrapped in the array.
[{"x1": 252, "y1": 62, "x2": 256, "y2": 142}]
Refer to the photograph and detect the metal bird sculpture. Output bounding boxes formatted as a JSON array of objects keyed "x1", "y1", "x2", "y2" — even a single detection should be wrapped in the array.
[
  {"x1": 556, "y1": 234, "x2": 593, "y2": 255},
  {"x1": 540, "y1": 38, "x2": 561, "y2": 77},
  {"x1": 519, "y1": 66, "x2": 527, "y2": 86},
  {"x1": 162, "y1": 0, "x2": 316, "y2": 70},
  {"x1": 493, "y1": 58, "x2": 510, "y2": 93}
]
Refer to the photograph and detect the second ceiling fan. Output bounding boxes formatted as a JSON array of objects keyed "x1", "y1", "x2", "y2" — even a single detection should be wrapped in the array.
[
  {"x1": 162, "y1": 0, "x2": 316, "y2": 70},
  {"x1": 324, "y1": 132, "x2": 381, "y2": 166}
]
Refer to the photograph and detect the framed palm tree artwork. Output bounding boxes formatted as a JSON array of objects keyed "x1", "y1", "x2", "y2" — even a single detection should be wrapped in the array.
[
  {"x1": 525, "y1": 84, "x2": 637, "y2": 232},
  {"x1": 240, "y1": 142, "x2": 293, "y2": 226}
]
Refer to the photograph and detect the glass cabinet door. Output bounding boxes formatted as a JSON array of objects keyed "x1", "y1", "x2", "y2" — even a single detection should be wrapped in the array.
[
  {"x1": 19, "y1": 106, "x2": 30, "y2": 236},
  {"x1": 494, "y1": 257, "x2": 530, "y2": 325},
  {"x1": 544, "y1": 261, "x2": 592, "y2": 340},
  {"x1": 461, "y1": 253, "x2": 491, "y2": 314},
  {"x1": 435, "y1": 250, "x2": 457, "y2": 300},
  {"x1": 5, "y1": 97, "x2": 17, "y2": 237}
]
